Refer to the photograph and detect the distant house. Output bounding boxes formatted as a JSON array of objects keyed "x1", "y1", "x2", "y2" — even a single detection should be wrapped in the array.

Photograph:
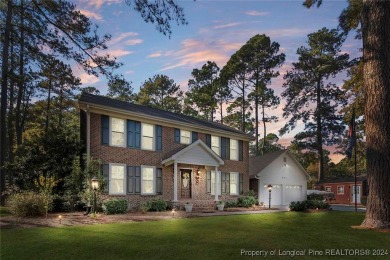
[
  {"x1": 249, "y1": 150, "x2": 309, "y2": 207},
  {"x1": 314, "y1": 176, "x2": 368, "y2": 205},
  {"x1": 79, "y1": 93, "x2": 254, "y2": 209}
]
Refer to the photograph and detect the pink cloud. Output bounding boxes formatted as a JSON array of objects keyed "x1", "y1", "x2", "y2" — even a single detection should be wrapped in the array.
[
  {"x1": 109, "y1": 32, "x2": 139, "y2": 45},
  {"x1": 79, "y1": 9, "x2": 102, "y2": 20},
  {"x1": 213, "y1": 22, "x2": 241, "y2": 29},
  {"x1": 148, "y1": 52, "x2": 162, "y2": 58},
  {"x1": 126, "y1": 39, "x2": 143, "y2": 46},
  {"x1": 87, "y1": 0, "x2": 121, "y2": 9},
  {"x1": 245, "y1": 11, "x2": 270, "y2": 16}
]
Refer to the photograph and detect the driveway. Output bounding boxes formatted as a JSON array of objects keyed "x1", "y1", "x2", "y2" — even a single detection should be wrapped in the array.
[{"x1": 330, "y1": 204, "x2": 366, "y2": 212}]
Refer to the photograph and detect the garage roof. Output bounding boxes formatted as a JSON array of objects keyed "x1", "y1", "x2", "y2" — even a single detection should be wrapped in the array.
[{"x1": 249, "y1": 150, "x2": 287, "y2": 176}]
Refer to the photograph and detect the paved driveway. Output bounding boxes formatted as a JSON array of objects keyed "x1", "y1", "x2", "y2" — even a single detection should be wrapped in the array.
[{"x1": 330, "y1": 204, "x2": 366, "y2": 212}]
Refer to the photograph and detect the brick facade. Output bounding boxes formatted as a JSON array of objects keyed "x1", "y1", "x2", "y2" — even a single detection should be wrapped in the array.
[{"x1": 89, "y1": 112, "x2": 250, "y2": 209}]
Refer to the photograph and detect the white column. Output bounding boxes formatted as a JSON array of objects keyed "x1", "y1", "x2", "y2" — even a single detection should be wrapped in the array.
[
  {"x1": 86, "y1": 105, "x2": 90, "y2": 164},
  {"x1": 173, "y1": 162, "x2": 178, "y2": 202},
  {"x1": 214, "y1": 166, "x2": 219, "y2": 201},
  {"x1": 257, "y1": 177, "x2": 261, "y2": 203}
]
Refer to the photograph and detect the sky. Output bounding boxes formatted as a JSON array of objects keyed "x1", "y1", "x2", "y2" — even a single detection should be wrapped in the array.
[{"x1": 73, "y1": 0, "x2": 362, "y2": 163}]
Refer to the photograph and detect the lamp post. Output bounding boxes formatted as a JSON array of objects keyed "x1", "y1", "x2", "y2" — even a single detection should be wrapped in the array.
[
  {"x1": 267, "y1": 184, "x2": 273, "y2": 209},
  {"x1": 91, "y1": 177, "x2": 99, "y2": 214}
]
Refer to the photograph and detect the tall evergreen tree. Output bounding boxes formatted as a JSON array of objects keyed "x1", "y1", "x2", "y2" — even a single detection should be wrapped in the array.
[
  {"x1": 136, "y1": 74, "x2": 183, "y2": 113},
  {"x1": 280, "y1": 28, "x2": 349, "y2": 181},
  {"x1": 107, "y1": 75, "x2": 134, "y2": 102}
]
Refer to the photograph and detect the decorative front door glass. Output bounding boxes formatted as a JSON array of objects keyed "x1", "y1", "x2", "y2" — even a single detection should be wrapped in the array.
[{"x1": 181, "y1": 170, "x2": 192, "y2": 199}]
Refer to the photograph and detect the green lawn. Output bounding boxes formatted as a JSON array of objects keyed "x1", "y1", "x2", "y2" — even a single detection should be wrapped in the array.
[{"x1": 1, "y1": 212, "x2": 389, "y2": 260}]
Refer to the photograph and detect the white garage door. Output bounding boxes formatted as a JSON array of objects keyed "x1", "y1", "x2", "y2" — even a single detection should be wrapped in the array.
[
  {"x1": 285, "y1": 185, "x2": 302, "y2": 204},
  {"x1": 263, "y1": 184, "x2": 282, "y2": 206}
]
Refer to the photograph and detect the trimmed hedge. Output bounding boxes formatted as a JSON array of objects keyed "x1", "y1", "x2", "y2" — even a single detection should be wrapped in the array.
[
  {"x1": 102, "y1": 199, "x2": 128, "y2": 214},
  {"x1": 146, "y1": 199, "x2": 167, "y2": 211},
  {"x1": 237, "y1": 196, "x2": 257, "y2": 208},
  {"x1": 307, "y1": 193, "x2": 325, "y2": 201},
  {"x1": 289, "y1": 200, "x2": 330, "y2": 211}
]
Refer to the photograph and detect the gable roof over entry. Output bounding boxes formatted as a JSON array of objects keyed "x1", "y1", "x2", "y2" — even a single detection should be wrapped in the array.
[{"x1": 162, "y1": 139, "x2": 224, "y2": 167}]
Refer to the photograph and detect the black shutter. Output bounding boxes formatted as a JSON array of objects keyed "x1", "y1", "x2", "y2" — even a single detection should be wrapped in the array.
[
  {"x1": 102, "y1": 164, "x2": 109, "y2": 194},
  {"x1": 156, "y1": 125, "x2": 163, "y2": 151},
  {"x1": 226, "y1": 172, "x2": 230, "y2": 194},
  {"x1": 156, "y1": 168, "x2": 163, "y2": 195},
  {"x1": 192, "y1": 132, "x2": 198, "y2": 143},
  {"x1": 239, "y1": 140, "x2": 243, "y2": 161},
  {"x1": 226, "y1": 138, "x2": 230, "y2": 160},
  {"x1": 206, "y1": 134, "x2": 211, "y2": 148},
  {"x1": 221, "y1": 137, "x2": 227, "y2": 159},
  {"x1": 101, "y1": 115, "x2": 109, "y2": 145},
  {"x1": 221, "y1": 172, "x2": 226, "y2": 194},
  {"x1": 135, "y1": 122, "x2": 141, "y2": 148},
  {"x1": 135, "y1": 166, "x2": 141, "y2": 194},
  {"x1": 239, "y1": 173, "x2": 243, "y2": 195},
  {"x1": 174, "y1": 128, "x2": 180, "y2": 143},
  {"x1": 206, "y1": 171, "x2": 211, "y2": 194},
  {"x1": 127, "y1": 166, "x2": 134, "y2": 194},
  {"x1": 127, "y1": 120, "x2": 135, "y2": 148}
]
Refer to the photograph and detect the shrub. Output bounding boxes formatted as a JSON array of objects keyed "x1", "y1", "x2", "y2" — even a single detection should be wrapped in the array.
[
  {"x1": 289, "y1": 200, "x2": 330, "y2": 211},
  {"x1": 238, "y1": 196, "x2": 257, "y2": 208},
  {"x1": 307, "y1": 193, "x2": 325, "y2": 201},
  {"x1": 7, "y1": 191, "x2": 47, "y2": 217},
  {"x1": 102, "y1": 199, "x2": 128, "y2": 214},
  {"x1": 225, "y1": 200, "x2": 238, "y2": 208},
  {"x1": 244, "y1": 190, "x2": 256, "y2": 197},
  {"x1": 146, "y1": 199, "x2": 167, "y2": 211},
  {"x1": 361, "y1": 196, "x2": 367, "y2": 206}
]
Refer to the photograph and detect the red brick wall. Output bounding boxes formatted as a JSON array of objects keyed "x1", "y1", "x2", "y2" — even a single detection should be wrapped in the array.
[
  {"x1": 89, "y1": 112, "x2": 250, "y2": 208},
  {"x1": 316, "y1": 181, "x2": 364, "y2": 204}
]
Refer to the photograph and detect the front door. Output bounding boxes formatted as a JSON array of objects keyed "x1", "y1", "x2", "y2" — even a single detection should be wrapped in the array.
[
  {"x1": 352, "y1": 185, "x2": 361, "y2": 204},
  {"x1": 181, "y1": 170, "x2": 192, "y2": 199}
]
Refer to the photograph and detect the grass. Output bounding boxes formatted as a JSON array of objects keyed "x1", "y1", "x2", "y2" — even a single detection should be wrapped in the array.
[{"x1": 1, "y1": 212, "x2": 389, "y2": 260}]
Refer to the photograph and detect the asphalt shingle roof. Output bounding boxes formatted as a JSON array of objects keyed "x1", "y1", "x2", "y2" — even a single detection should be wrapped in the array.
[
  {"x1": 79, "y1": 93, "x2": 252, "y2": 138},
  {"x1": 249, "y1": 150, "x2": 287, "y2": 176}
]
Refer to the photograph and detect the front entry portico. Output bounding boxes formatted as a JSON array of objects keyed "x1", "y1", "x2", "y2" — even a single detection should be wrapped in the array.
[{"x1": 162, "y1": 140, "x2": 224, "y2": 202}]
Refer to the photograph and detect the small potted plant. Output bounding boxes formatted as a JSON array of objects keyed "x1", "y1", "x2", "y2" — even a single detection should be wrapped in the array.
[
  {"x1": 184, "y1": 202, "x2": 193, "y2": 213},
  {"x1": 217, "y1": 201, "x2": 225, "y2": 211}
]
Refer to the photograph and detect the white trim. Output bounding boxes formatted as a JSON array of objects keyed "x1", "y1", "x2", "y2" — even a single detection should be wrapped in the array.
[
  {"x1": 141, "y1": 165, "x2": 157, "y2": 195},
  {"x1": 109, "y1": 117, "x2": 126, "y2": 148},
  {"x1": 229, "y1": 172, "x2": 239, "y2": 195},
  {"x1": 161, "y1": 139, "x2": 224, "y2": 166},
  {"x1": 109, "y1": 163, "x2": 126, "y2": 195},
  {"x1": 141, "y1": 123, "x2": 155, "y2": 151},
  {"x1": 337, "y1": 185, "x2": 344, "y2": 195},
  {"x1": 325, "y1": 186, "x2": 332, "y2": 192},
  {"x1": 173, "y1": 162, "x2": 178, "y2": 202}
]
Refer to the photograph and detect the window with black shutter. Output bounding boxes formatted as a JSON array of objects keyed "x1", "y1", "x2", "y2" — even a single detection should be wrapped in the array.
[
  {"x1": 156, "y1": 168, "x2": 163, "y2": 195},
  {"x1": 127, "y1": 166, "x2": 141, "y2": 194},
  {"x1": 239, "y1": 140, "x2": 244, "y2": 161},
  {"x1": 206, "y1": 134, "x2": 211, "y2": 148},
  {"x1": 101, "y1": 115, "x2": 109, "y2": 145},
  {"x1": 102, "y1": 164, "x2": 109, "y2": 193},
  {"x1": 221, "y1": 172, "x2": 230, "y2": 194},
  {"x1": 192, "y1": 132, "x2": 198, "y2": 143},
  {"x1": 174, "y1": 128, "x2": 180, "y2": 143},
  {"x1": 155, "y1": 125, "x2": 163, "y2": 151},
  {"x1": 221, "y1": 137, "x2": 227, "y2": 159}
]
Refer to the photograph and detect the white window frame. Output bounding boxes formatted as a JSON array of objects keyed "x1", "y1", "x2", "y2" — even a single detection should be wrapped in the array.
[
  {"x1": 325, "y1": 186, "x2": 332, "y2": 192},
  {"x1": 109, "y1": 163, "x2": 126, "y2": 195},
  {"x1": 230, "y1": 139, "x2": 239, "y2": 161},
  {"x1": 180, "y1": 129, "x2": 191, "y2": 144},
  {"x1": 141, "y1": 123, "x2": 155, "y2": 151},
  {"x1": 210, "y1": 170, "x2": 221, "y2": 195},
  {"x1": 230, "y1": 172, "x2": 239, "y2": 195},
  {"x1": 211, "y1": 136, "x2": 220, "y2": 156},
  {"x1": 337, "y1": 185, "x2": 344, "y2": 195},
  {"x1": 109, "y1": 117, "x2": 126, "y2": 147},
  {"x1": 141, "y1": 165, "x2": 156, "y2": 195}
]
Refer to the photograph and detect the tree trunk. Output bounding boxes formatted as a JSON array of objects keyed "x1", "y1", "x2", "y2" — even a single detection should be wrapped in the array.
[
  {"x1": 316, "y1": 80, "x2": 324, "y2": 181},
  {"x1": 58, "y1": 88, "x2": 63, "y2": 127},
  {"x1": 361, "y1": 0, "x2": 390, "y2": 229},
  {"x1": 220, "y1": 101, "x2": 223, "y2": 124},
  {"x1": 262, "y1": 102, "x2": 266, "y2": 155},
  {"x1": 241, "y1": 79, "x2": 245, "y2": 132},
  {"x1": 254, "y1": 78, "x2": 259, "y2": 155},
  {"x1": 0, "y1": 0, "x2": 13, "y2": 205},
  {"x1": 7, "y1": 37, "x2": 15, "y2": 186},
  {"x1": 45, "y1": 77, "x2": 52, "y2": 133}
]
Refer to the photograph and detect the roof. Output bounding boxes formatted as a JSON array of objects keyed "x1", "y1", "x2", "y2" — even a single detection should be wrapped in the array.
[
  {"x1": 317, "y1": 176, "x2": 367, "y2": 184},
  {"x1": 79, "y1": 93, "x2": 252, "y2": 139},
  {"x1": 249, "y1": 150, "x2": 287, "y2": 176}
]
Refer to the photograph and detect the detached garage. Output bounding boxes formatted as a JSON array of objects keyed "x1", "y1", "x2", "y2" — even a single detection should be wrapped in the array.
[{"x1": 249, "y1": 150, "x2": 309, "y2": 207}]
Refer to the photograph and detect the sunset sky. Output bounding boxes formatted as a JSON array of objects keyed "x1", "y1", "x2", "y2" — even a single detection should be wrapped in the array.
[{"x1": 74, "y1": 0, "x2": 362, "y2": 163}]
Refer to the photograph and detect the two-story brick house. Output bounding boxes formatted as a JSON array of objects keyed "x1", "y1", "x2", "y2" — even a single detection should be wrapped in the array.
[{"x1": 79, "y1": 93, "x2": 254, "y2": 209}]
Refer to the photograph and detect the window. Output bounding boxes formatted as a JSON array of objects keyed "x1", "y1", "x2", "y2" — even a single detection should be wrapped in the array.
[
  {"x1": 337, "y1": 185, "x2": 344, "y2": 195},
  {"x1": 142, "y1": 123, "x2": 154, "y2": 150},
  {"x1": 109, "y1": 164, "x2": 126, "y2": 195},
  {"x1": 230, "y1": 172, "x2": 239, "y2": 195},
  {"x1": 181, "y1": 130, "x2": 191, "y2": 144},
  {"x1": 211, "y1": 136, "x2": 220, "y2": 155},
  {"x1": 325, "y1": 186, "x2": 332, "y2": 192},
  {"x1": 230, "y1": 139, "x2": 238, "y2": 160},
  {"x1": 141, "y1": 166, "x2": 156, "y2": 195},
  {"x1": 111, "y1": 118, "x2": 125, "y2": 147},
  {"x1": 210, "y1": 170, "x2": 221, "y2": 195}
]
